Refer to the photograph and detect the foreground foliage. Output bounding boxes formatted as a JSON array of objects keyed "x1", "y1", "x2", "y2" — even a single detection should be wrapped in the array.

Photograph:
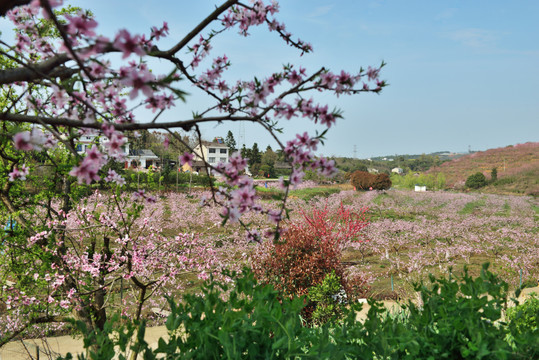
[{"x1": 63, "y1": 264, "x2": 538, "y2": 359}]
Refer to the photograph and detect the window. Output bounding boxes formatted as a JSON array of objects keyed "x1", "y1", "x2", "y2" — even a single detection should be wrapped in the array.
[
  {"x1": 220, "y1": 157, "x2": 226, "y2": 162},
  {"x1": 209, "y1": 148, "x2": 216, "y2": 153},
  {"x1": 220, "y1": 148, "x2": 227, "y2": 154},
  {"x1": 208, "y1": 157, "x2": 216, "y2": 163},
  {"x1": 76, "y1": 144, "x2": 82, "y2": 151}
]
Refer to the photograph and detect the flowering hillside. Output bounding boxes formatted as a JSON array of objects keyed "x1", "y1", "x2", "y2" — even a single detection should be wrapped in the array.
[{"x1": 427, "y1": 142, "x2": 539, "y2": 195}]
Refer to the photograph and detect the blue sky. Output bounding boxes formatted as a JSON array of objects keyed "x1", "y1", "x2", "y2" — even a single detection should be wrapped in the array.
[{"x1": 3, "y1": 1, "x2": 538, "y2": 158}]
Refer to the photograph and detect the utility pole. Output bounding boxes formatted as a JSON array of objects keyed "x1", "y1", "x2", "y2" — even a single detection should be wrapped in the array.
[{"x1": 238, "y1": 122, "x2": 245, "y2": 149}]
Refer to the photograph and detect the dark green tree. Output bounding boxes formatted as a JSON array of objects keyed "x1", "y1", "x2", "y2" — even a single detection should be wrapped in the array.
[
  {"x1": 240, "y1": 144, "x2": 249, "y2": 160},
  {"x1": 249, "y1": 142, "x2": 262, "y2": 167},
  {"x1": 225, "y1": 130, "x2": 237, "y2": 153},
  {"x1": 465, "y1": 172, "x2": 487, "y2": 189},
  {"x1": 491, "y1": 167, "x2": 498, "y2": 182}
]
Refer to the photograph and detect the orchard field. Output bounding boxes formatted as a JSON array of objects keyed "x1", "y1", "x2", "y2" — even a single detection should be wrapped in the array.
[{"x1": 119, "y1": 186, "x2": 539, "y2": 299}]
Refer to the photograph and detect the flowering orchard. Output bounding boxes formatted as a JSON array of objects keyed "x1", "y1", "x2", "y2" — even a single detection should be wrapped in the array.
[
  {"x1": 0, "y1": 0, "x2": 385, "y2": 344},
  {"x1": 290, "y1": 189, "x2": 538, "y2": 294}
]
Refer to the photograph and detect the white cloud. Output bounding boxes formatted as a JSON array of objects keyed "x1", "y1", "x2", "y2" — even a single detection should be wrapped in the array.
[
  {"x1": 306, "y1": 5, "x2": 334, "y2": 18},
  {"x1": 446, "y1": 28, "x2": 498, "y2": 49},
  {"x1": 435, "y1": 8, "x2": 457, "y2": 20}
]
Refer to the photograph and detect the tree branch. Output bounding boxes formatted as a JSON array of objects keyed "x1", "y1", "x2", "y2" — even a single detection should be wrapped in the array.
[
  {"x1": 0, "y1": 315, "x2": 69, "y2": 348},
  {"x1": 0, "y1": 0, "x2": 31, "y2": 17},
  {"x1": 1, "y1": 112, "x2": 258, "y2": 131},
  {"x1": 161, "y1": 0, "x2": 238, "y2": 57},
  {"x1": 0, "y1": 53, "x2": 71, "y2": 85}
]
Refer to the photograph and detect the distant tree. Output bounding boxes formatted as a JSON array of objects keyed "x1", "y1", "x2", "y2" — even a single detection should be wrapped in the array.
[
  {"x1": 225, "y1": 130, "x2": 237, "y2": 153},
  {"x1": 436, "y1": 173, "x2": 446, "y2": 189},
  {"x1": 465, "y1": 172, "x2": 487, "y2": 189},
  {"x1": 491, "y1": 167, "x2": 498, "y2": 182},
  {"x1": 372, "y1": 173, "x2": 392, "y2": 190},
  {"x1": 351, "y1": 170, "x2": 375, "y2": 190},
  {"x1": 249, "y1": 142, "x2": 262, "y2": 167},
  {"x1": 262, "y1": 146, "x2": 276, "y2": 165},
  {"x1": 261, "y1": 146, "x2": 277, "y2": 177},
  {"x1": 241, "y1": 144, "x2": 249, "y2": 160}
]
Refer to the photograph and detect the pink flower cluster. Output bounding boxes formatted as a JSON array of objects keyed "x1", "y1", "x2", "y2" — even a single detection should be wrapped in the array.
[
  {"x1": 8, "y1": 165, "x2": 29, "y2": 182},
  {"x1": 69, "y1": 145, "x2": 106, "y2": 184},
  {"x1": 13, "y1": 129, "x2": 47, "y2": 151}
]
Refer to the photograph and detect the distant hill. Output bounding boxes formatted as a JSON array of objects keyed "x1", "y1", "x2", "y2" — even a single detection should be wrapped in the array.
[
  {"x1": 369, "y1": 151, "x2": 465, "y2": 162},
  {"x1": 427, "y1": 142, "x2": 539, "y2": 196}
]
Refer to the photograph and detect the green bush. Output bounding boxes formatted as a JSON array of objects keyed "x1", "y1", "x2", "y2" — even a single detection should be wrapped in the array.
[
  {"x1": 307, "y1": 270, "x2": 347, "y2": 326},
  {"x1": 62, "y1": 265, "x2": 539, "y2": 360},
  {"x1": 465, "y1": 171, "x2": 487, "y2": 189},
  {"x1": 507, "y1": 293, "x2": 539, "y2": 335}
]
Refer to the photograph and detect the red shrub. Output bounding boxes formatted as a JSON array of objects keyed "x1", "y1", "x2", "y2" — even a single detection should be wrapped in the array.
[{"x1": 252, "y1": 203, "x2": 369, "y2": 299}]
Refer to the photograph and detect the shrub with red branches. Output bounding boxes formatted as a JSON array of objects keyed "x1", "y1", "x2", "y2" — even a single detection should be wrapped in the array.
[{"x1": 252, "y1": 203, "x2": 370, "y2": 323}]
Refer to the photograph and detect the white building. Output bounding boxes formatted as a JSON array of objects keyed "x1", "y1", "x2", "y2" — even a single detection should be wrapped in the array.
[
  {"x1": 415, "y1": 185, "x2": 427, "y2": 192},
  {"x1": 391, "y1": 167, "x2": 403, "y2": 174},
  {"x1": 192, "y1": 138, "x2": 229, "y2": 173},
  {"x1": 76, "y1": 134, "x2": 160, "y2": 171},
  {"x1": 75, "y1": 134, "x2": 130, "y2": 156}
]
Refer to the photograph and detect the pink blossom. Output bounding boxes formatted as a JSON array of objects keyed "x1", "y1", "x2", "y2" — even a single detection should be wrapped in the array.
[
  {"x1": 13, "y1": 128, "x2": 46, "y2": 151},
  {"x1": 120, "y1": 66, "x2": 155, "y2": 99},
  {"x1": 222, "y1": 206, "x2": 241, "y2": 223},
  {"x1": 69, "y1": 146, "x2": 106, "y2": 184},
  {"x1": 104, "y1": 169, "x2": 126, "y2": 186},
  {"x1": 287, "y1": 70, "x2": 302, "y2": 85},
  {"x1": 267, "y1": 210, "x2": 281, "y2": 225},
  {"x1": 113, "y1": 29, "x2": 145, "y2": 59},
  {"x1": 65, "y1": 13, "x2": 98, "y2": 37},
  {"x1": 179, "y1": 152, "x2": 194, "y2": 166},
  {"x1": 8, "y1": 165, "x2": 29, "y2": 182},
  {"x1": 151, "y1": 22, "x2": 169, "y2": 40},
  {"x1": 289, "y1": 169, "x2": 305, "y2": 186}
]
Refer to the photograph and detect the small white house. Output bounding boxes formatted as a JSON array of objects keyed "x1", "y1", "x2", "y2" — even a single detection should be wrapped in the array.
[
  {"x1": 127, "y1": 149, "x2": 159, "y2": 170},
  {"x1": 391, "y1": 167, "x2": 403, "y2": 174},
  {"x1": 414, "y1": 185, "x2": 427, "y2": 192}
]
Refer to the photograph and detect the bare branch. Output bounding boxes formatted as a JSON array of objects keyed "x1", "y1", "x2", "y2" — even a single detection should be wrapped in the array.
[
  {"x1": 161, "y1": 0, "x2": 238, "y2": 57},
  {"x1": 0, "y1": 315, "x2": 69, "y2": 348},
  {"x1": 0, "y1": 53, "x2": 71, "y2": 85},
  {"x1": 1, "y1": 112, "x2": 258, "y2": 131},
  {"x1": 0, "y1": 0, "x2": 31, "y2": 17}
]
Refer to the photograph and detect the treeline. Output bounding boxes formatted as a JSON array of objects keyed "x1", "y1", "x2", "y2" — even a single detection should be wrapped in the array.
[{"x1": 333, "y1": 153, "x2": 447, "y2": 174}]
